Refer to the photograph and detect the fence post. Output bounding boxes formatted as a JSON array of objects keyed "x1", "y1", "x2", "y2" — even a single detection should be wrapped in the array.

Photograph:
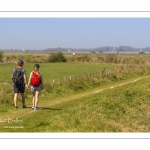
[
  {"x1": 105, "y1": 69, "x2": 107, "y2": 75},
  {"x1": 58, "y1": 79, "x2": 60, "y2": 84},
  {"x1": 64, "y1": 78, "x2": 66, "y2": 82},
  {"x1": 70, "y1": 76, "x2": 72, "y2": 80},
  {"x1": 96, "y1": 72, "x2": 98, "y2": 77},
  {"x1": 78, "y1": 75, "x2": 80, "y2": 80},
  {"x1": 99, "y1": 72, "x2": 101, "y2": 77},
  {"x1": 74, "y1": 76, "x2": 76, "y2": 80},
  {"x1": 86, "y1": 74, "x2": 88, "y2": 79},
  {"x1": 82, "y1": 75, "x2": 84, "y2": 79},
  {"x1": 53, "y1": 79, "x2": 55, "y2": 85}
]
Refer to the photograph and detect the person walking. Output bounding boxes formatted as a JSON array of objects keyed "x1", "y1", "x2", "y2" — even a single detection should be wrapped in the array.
[
  {"x1": 27, "y1": 64, "x2": 43, "y2": 111},
  {"x1": 12, "y1": 60, "x2": 28, "y2": 109}
]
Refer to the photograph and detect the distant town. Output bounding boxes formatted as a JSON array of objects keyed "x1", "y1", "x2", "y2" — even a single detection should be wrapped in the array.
[{"x1": 1, "y1": 46, "x2": 150, "y2": 54}]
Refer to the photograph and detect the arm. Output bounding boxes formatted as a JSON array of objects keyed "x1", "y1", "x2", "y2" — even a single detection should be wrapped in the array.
[
  {"x1": 27, "y1": 72, "x2": 32, "y2": 87},
  {"x1": 22, "y1": 69, "x2": 28, "y2": 87},
  {"x1": 24, "y1": 74, "x2": 27, "y2": 85},
  {"x1": 24, "y1": 74, "x2": 28, "y2": 89}
]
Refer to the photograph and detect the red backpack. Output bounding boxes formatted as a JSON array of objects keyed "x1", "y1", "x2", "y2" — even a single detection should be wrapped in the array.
[{"x1": 31, "y1": 72, "x2": 41, "y2": 86}]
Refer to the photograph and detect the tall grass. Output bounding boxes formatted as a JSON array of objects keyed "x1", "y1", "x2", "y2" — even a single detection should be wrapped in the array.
[
  {"x1": 1, "y1": 77, "x2": 150, "y2": 132},
  {"x1": 0, "y1": 63, "x2": 150, "y2": 104},
  {"x1": 3, "y1": 53, "x2": 150, "y2": 64},
  {"x1": 66, "y1": 54, "x2": 150, "y2": 64},
  {"x1": 0, "y1": 62, "x2": 116, "y2": 104}
]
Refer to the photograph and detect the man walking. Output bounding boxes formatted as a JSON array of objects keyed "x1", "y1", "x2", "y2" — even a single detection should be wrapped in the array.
[{"x1": 12, "y1": 60, "x2": 28, "y2": 109}]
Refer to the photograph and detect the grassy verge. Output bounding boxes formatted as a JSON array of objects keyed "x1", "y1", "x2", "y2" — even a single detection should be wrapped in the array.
[
  {"x1": 0, "y1": 63, "x2": 149, "y2": 104},
  {"x1": 0, "y1": 62, "x2": 116, "y2": 83},
  {"x1": 0, "y1": 76, "x2": 150, "y2": 132},
  {"x1": 0, "y1": 62, "x2": 150, "y2": 132}
]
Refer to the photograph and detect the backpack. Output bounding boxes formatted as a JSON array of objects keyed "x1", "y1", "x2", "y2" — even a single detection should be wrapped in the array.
[
  {"x1": 12, "y1": 68, "x2": 24, "y2": 85},
  {"x1": 31, "y1": 72, "x2": 41, "y2": 86}
]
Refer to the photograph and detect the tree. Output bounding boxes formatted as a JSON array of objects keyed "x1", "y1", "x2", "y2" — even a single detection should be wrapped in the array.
[
  {"x1": 0, "y1": 52, "x2": 3, "y2": 62},
  {"x1": 48, "y1": 52, "x2": 66, "y2": 62}
]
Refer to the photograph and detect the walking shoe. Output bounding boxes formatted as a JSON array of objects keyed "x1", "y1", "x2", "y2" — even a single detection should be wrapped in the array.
[
  {"x1": 15, "y1": 106, "x2": 18, "y2": 109},
  {"x1": 34, "y1": 107, "x2": 38, "y2": 111},
  {"x1": 32, "y1": 106, "x2": 35, "y2": 109},
  {"x1": 22, "y1": 105, "x2": 27, "y2": 108}
]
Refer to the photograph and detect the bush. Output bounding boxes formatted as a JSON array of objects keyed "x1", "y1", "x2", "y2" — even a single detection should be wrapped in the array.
[
  {"x1": 48, "y1": 52, "x2": 66, "y2": 62},
  {"x1": 0, "y1": 52, "x2": 3, "y2": 62}
]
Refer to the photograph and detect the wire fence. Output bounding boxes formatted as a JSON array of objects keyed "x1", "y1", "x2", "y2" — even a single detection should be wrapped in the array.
[{"x1": 47, "y1": 64, "x2": 143, "y2": 86}]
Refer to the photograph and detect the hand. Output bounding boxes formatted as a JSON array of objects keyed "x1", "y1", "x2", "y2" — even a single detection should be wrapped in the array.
[{"x1": 26, "y1": 85, "x2": 29, "y2": 90}]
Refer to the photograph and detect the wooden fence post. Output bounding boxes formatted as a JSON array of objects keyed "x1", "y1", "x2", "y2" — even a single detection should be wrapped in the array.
[
  {"x1": 53, "y1": 79, "x2": 55, "y2": 85},
  {"x1": 99, "y1": 72, "x2": 101, "y2": 77},
  {"x1": 70, "y1": 76, "x2": 72, "y2": 80},
  {"x1": 86, "y1": 74, "x2": 88, "y2": 79},
  {"x1": 105, "y1": 69, "x2": 107, "y2": 75},
  {"x1": 74, "y1": 76, "x2": 76, "y2": 80},
  {"x1": 58, "y1": 79, "x2": 61, "y2": 84}
]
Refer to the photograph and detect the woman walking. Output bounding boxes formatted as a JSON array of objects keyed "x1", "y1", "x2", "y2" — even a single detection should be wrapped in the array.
[{"x1": 27, "y1": 64, "x2": 44, "y2": 111}]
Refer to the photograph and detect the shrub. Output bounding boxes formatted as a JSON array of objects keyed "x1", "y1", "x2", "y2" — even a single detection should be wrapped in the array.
[
  {"x1": 48, "y1": 52, "x2": 66, "y2": 62},
  {"x1": 0, "y1": 52, "x2": 3, "y2": 62}
]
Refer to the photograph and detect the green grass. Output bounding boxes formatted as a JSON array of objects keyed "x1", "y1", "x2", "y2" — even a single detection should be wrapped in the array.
[
  {"x1": 0, "y1": 76, "x2": 150, "y2": 132},
  {"x1": 0, "y1": 62, "x2": 116, "y2": 83},
  {"x1": 0, "y1": 61, "x2": 150, "y2": 132},
  {"x1": 0, "y1": 62, "x2": 119, "y2": 102}
]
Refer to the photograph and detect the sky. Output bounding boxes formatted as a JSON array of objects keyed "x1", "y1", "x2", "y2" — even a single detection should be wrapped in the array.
[{"x1": 0, "y1": 18, "x2": 150, "y2": 50}]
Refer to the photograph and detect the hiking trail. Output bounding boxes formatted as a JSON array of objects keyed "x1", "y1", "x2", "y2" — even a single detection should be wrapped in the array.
[{"x1": 1, "y1": 75, "x2": 150, "y2": 119}]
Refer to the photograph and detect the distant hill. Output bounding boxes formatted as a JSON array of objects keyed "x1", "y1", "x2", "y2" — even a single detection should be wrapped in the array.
[
  {"x1": 1, "y1": 46, "x2": 150, "y2": 53},
  {"x1": 43, "y1": 46, "x2": 149, "y2": 53}
]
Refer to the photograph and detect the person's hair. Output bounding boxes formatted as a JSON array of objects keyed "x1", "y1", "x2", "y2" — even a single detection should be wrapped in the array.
[
  {"x1": 18, "y1": 60, "x2": 24, "y2": 66},
  {"x1": 34, "y1": 64, "x2": 40, "y2": 69}
]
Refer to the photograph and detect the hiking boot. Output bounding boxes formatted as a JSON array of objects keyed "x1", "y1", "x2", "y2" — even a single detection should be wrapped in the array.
[
  {"x1": 15, "y1": 106, "x2": 18, "y2": 109},
  {"x1": 34, "y1": 107, "x2": 38, "y2": 111},
  {"x1": 22, "y1": 105, "x2": 27, "y2": 108}
]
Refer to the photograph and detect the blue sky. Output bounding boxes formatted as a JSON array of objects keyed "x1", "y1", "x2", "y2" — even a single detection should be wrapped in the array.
[{"x1": 0, "y1": 18, "x2": 150, "y2": 49}]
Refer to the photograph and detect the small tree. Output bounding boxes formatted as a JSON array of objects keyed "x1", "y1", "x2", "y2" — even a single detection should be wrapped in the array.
[
  {"x1": 48, "y1": 52, "x2": 66, "y2": 62},
  {"x1": 0, "y1": 52, "x2": 3, "y2": 62}
]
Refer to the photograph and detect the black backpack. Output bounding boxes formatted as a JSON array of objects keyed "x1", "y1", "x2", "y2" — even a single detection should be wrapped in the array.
[{"x1": 12, "y1": 68, "x2": 24, "y2": 85}]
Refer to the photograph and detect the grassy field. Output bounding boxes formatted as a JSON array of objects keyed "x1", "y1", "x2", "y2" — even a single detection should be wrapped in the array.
[
  {"x1": 0, "y1": 76, "x2": 150, "y2": 132},
  {"x1": 0, "y1": 62, "x2": 116, "y2": 83},
  {"x1": 0, "y1": 58, "x2": 150, "y2": 132}
]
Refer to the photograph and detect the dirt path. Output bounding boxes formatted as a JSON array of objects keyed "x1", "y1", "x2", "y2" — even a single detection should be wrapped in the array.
[
  {"x1": 48, "y1": 75, "x2": 150, "y2": 106},
  {"x1": 1, "y1": 75, "x2": 150, "y2": 119},
  {"x1": 0, "y1": 82, "x2": 10, "y2": 84}
]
